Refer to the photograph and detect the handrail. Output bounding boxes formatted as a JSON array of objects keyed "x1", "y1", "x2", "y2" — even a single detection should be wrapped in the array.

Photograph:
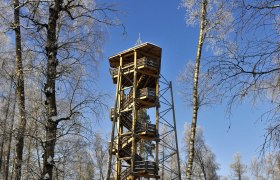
[
  {"x1": 121, "y1": 167, "x2": 131, "y2": 180},
  {"x1": 138, "y1": 88, "x2": 156, "y2": 99},
  {"x1": 121, "y1": 88, "x2": 156, "y2": 110},
  {"x1": 135, "y1": 123, "x2": 157, "y2": 135},
  {"x1": 137, "y1": 57, "x2": 159, "y2": 69},
  {"x1": 134, "y1": 160, "x2": 158, "y2": 174},
  {"x1": 111, "y1": 109, "x2": 157, "y2": 136},
  {"x1": 110, "y1": 57, "x2": 159, "y2": 77}
]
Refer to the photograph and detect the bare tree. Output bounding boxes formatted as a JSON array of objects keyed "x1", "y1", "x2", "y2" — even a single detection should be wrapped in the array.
[
  {"x1": 183, "y1": 123, "x2": 219, "y2": 180},
  {"x1": 250, "y1": 157, "x2": 265, "y2": 180},
  {"x1": 180, "y1": 0, "x2": 233, "y2": 178},
  {"x1": 4, "y1": 93, "x2": 17, "y2": 180},
  {"x1": 249, "y1": 153, "x2": 280, "y2": 180},
  {"x1": 206, "y1": 0, "x2": 280, "y2": 153},
  {"x1": 0, "y1": 79, "x2": 14, "y2": 174},
  {"x1": 0, "y1": 20, "x2": 14, "y2": 176},
  {"x1": 1, "y1": 0, "x2": 122, "y2": 179},
  {"x1": 263, "y1": 153, "x2": 280, "y2": 180},
  {"x1": 181, "y1": 1, "x2": 207, "y2": 178},
  {"x1": 178, "y1": 62, "x2": 222, "y2": 109},
  {"x1": 229, "y1": 153, "x2": 248, "y2": 180},
  {"x1": 0, "y1": 81, "x2": 17, "y2": 180},
  {"x1": 13, "y1": 0, "x2": 28, "y2": 179},
  {"x1": 0, "y1": 19, "x2": 18, "y2": 179},
  {"x1": 92, "y1": 133, "x2": 108, "y2": 180},
  {"x1": 11, "y1": 1, "x2": 122, "y2": 179}
]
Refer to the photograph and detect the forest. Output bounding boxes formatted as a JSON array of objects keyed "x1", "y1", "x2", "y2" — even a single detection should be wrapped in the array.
[{"x1": 0, "y1": 0, "x2": 279, "y2": 179}]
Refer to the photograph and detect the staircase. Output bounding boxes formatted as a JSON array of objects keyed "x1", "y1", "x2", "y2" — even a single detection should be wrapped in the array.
[{"x1": 108, "y1": 43, "x2": 162, "y2": 179}]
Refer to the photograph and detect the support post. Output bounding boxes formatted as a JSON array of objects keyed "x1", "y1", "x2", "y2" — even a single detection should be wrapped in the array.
[
  {"x1": 130, "y1": 50, "x2": 138, "y2": 180},
  {"x1": 107, "y1": 65, "x2": 121, "y2": 180},
  {"x1": 116, "y1": 56, "x2": 123, "y2": 179},
  {"x1": 155, "y1": 78, "x2": 159, "y2": 178},
  {"x1": 170, "y1": 81, "x2": 182, "y2": 180}
]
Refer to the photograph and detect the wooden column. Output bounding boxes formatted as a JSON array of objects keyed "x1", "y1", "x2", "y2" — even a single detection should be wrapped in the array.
[
  {"x1": 131, "y1": 50, "x2": 138, "y2": 179},
  {"x1": 155, "y1": 76, "x2": 159, "y2": 178},
  {"x1": 116, "y1": 55, "x2": 123, "y2": 179}
]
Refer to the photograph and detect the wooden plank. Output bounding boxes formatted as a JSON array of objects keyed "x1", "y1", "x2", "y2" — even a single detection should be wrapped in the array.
[
  {"x1": 137, "y1": 50, "x2": 161, "y2": 60},
  {"x1": 131, "y1": 50, "x2": 137, "y2": 174},
  {"x1": 109, "y1": 42, "x2": 161, "y2": 60},
  {"x1": 136, "y1": 69, "x2": 159, "y2": 77}
]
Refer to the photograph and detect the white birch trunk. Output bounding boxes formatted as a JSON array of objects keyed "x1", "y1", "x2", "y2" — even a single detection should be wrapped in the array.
[{"x1": 186, "y1": 0, "x2": 207, "y2": 179}]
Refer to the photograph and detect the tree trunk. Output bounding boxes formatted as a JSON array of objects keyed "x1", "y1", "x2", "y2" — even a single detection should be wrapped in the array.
[
  {"x1": 13, "y1": 0, "x2": 27, "y2": 179},
  {"x1": 0, "y1": 78, "x2": 13, "y2": 173},
  {"x1": 25, "y1": 133, "x2": 32, "y2": 179},
  {"x1": 5, "y1": 90, "x2": 17, "y2": 180},
  {"x1": 42, "y1": 1, "x2": 62, "y2": 179},
  {"x1": 186, "y1": 0, "x2": 207, "y2": 179}
]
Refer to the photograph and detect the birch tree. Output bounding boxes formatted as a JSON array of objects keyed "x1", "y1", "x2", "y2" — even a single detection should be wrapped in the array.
[
  {"x1": 183, "y1": 1, "x2": 206, "y2": 178},
  {"x1": 0, "y1": 20, "x2": 17, "y2": 179},
  {"x1": 19, "y1": 1, "x2": 121, "y2": 179},
  {"x1": 13, "y1": 0, "x2": 28, "y2": 179},
  {"x1": 0, "y1": 82, "x2": 16, "y2": 180},
  {"x1": 0, "y1": 0, "x2": 122, "y2": 179},
  {"x1": 180, "y1": 0, "x2": 233, "y2": 178}
]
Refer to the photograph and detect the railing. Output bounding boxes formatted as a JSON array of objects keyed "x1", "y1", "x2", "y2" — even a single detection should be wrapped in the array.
[
  {"x1": 112, "y1": 108, "x2": 157, "y2": 136},
  {"x1": 109, "y1": 68, "x2": 118, "y2": 77},
  {"x1": 121, "y1": 167, "x2": 131, "y2": 180},
  {"x1": 137, "y1": 57, "x2": 159, "y2": 69},
  {"x1": 138, "y1": 88, "x2": 156, "y2": 99},
  {"x1": 111, "y1": 108, "x2": 133, "y2": 130},
  {"x1": 122, "y1": 90, "x2": 133, "y2": 110},
  {"x1": 119, "y1": 144, "x2": 142, "y2": 163},
  {"x1": 121, "y1": 113, "x2": 133, "y2": 130},
  {"x1": 110, "y1": 57, "x2": 159, "y2": 77},
  {"x1": 136, "y1": 123, "x2": 157, "y2": 135},
  {"x1": 120, "y1": 136, "x2": 130, "y2": 146},
  {"x1": 134, "y1": 161, "x2": 158, "y2": 174},
  {"x1": 122, "y1": 88, "x2": 156, "y2": 109}
]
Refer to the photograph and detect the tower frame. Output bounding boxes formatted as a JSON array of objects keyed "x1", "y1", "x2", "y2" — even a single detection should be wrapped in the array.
[{"x1": 108, "y1": 43, "x2": 181, "y2": 180}]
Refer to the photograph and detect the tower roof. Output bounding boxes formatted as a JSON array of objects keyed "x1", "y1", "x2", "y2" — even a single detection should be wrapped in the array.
[{"x1": 109, "y1": 42, "x2": 162, "y2": 68}]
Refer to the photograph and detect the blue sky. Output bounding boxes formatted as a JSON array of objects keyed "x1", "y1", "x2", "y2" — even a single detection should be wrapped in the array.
[{"x1": 96, "y1": 0, "x2": 268, "y2": 177}]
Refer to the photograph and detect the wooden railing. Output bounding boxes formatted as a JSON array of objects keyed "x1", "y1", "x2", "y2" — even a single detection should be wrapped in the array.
[
  {"x1": 136, "y1": 57, "x2": 159, "y2": 69},
  {"x1": 110, "y1": 57, "x2": 159, "y2": 77},
  {"x1": 121, "y1": 90, "x2": 133, "y2": 110},
  {"x1": 138, "y1": 88, "x2": 156, "y2": 99},
  {"x1": 121, "y1": 167, "x2": 131, "y2": 180},
  {"x1": 111, "y1": 109, "x2": 157, "y2": 136},
  {"x1": 121, "y1": 88, "x2": 156, "y2": 110},
  {"x1": 134, "y1": 161, "x2": 158, "y2": 174},
  {"x1": 136, "y1": 123, "x2": 157, "y2": 135},
  {"x1": 109, "y1": 68, "x2": 118, "y2": 77}
]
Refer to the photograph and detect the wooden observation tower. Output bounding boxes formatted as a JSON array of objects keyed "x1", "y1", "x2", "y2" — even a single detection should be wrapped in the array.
[{"x1": 108, "y1": 43, "x2": 181, "y2": 180}]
